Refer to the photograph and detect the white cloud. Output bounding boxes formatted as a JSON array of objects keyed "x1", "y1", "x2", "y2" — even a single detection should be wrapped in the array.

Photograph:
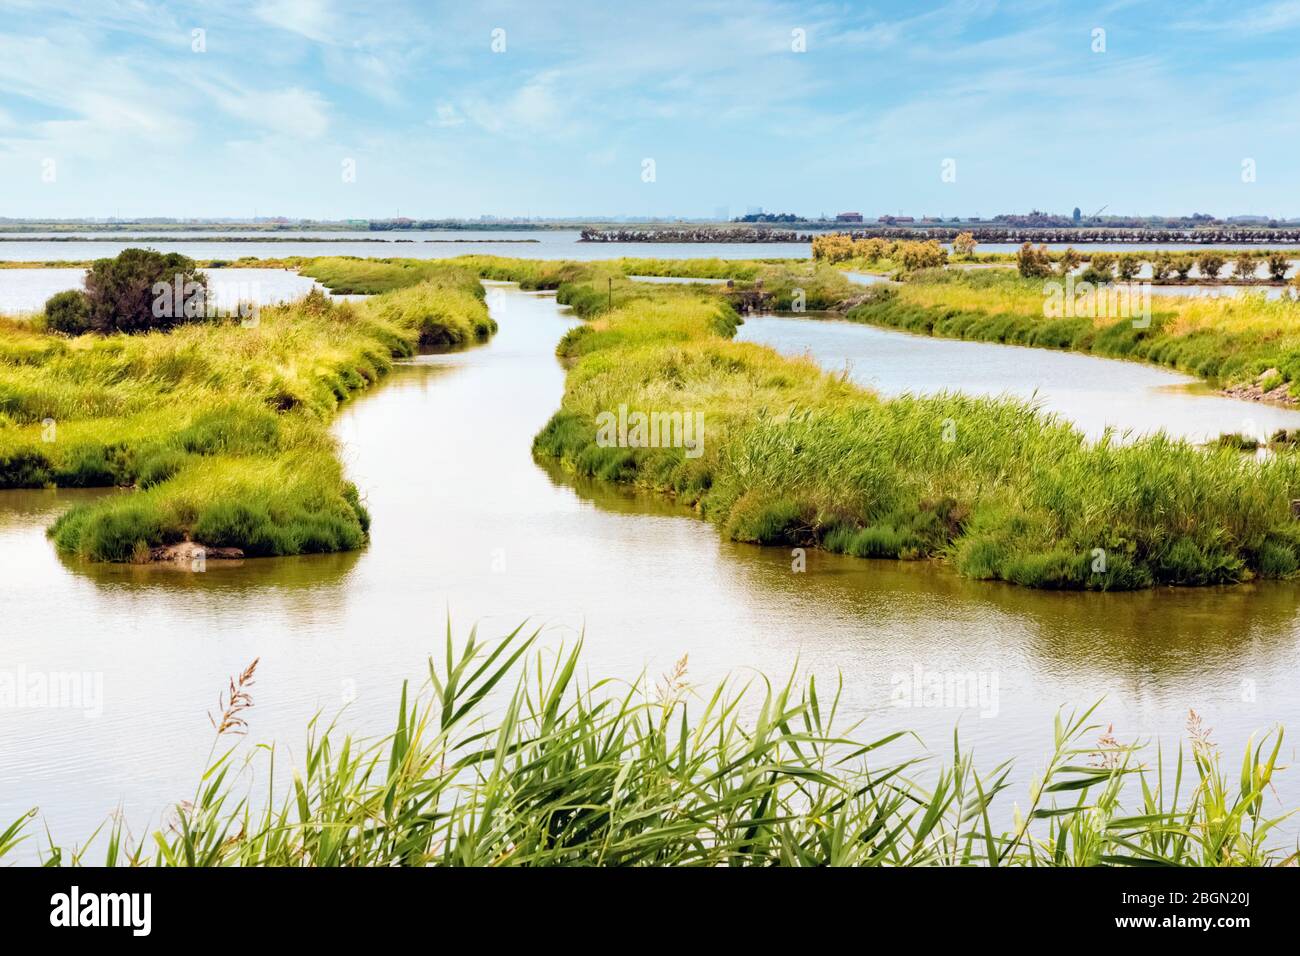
[
  {"x1": 0, "y1": 33, "x2": 195, "y2": 153},
  {"x1": 431, "y1": 103, "x2": 464, "y2": 127},
  {"x1": 253, "y1": 0, "x2": 339, "y2": 44},
  {"x1": 462, "y1": 81, "x2": 570, "y2": 136},
  {"x1": 203, "y1": 82, "x2": 332, "y2": 139},
  {"x1": 1176, "y1": 0, "x2": 1300, "y2": 34}
]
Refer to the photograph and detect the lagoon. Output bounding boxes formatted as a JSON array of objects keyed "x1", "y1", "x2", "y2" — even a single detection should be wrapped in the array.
[
  {"x1": 0, "y1": 267, "x2": 337, "y2": 314},
  {"x1": 0, "y1": 230, "x2": 813, "y2": 265},
  {"x1": 735, "y1": 314, "x2": 1300, "y2": 444},
  {"x1": 3, "y1": 283, "x2": 1300, "y2": 858}
]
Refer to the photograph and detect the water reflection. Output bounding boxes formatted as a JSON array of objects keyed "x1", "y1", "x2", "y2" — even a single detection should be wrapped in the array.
[{"x1": 544, "y1": 463, "x2": 1300, "y2": 687}]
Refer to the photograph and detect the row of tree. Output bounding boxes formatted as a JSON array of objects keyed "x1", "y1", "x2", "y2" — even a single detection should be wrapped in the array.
[{"x1": 1016, "y1": 244, "x2": 1292, "y2": 282}]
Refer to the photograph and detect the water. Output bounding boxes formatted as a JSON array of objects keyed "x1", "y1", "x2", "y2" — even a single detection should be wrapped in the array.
[
  {"x1": 844, "y1": 272, "x2": 897, "y2": 285},
  {"x1": 3, "y1": 285, "x2": 1299, "y2": 859},
  {"x1": 6, "y1": 231, "x2": 1300, "y2": 267},
  {"x1": 0, "y1": 267, "x2": 336, "y2": 315},
  {"x1": 737, "y1": 315, "x2": 1300, "y2": 444},
  {"x1": 0, "y1": 230, "x2": 813, "y2": 264},
  {"x1": 1147, "y1": 284, "x2": 1288, "y2": 300},
  {"x1": 628, "y1": 275, "x2": 730, "y2": 284},
  {"x1": 5, "y1": 262, "x2": 1285, "y2": 317}
]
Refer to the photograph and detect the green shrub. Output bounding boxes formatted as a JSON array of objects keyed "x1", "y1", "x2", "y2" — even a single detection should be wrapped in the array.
[
  {"x1": 1089, "y1": 252, "x2": 1116, "y2": 276},
  {"x1": 1234, "y1": 253, "x2": 1257, "y2": 281},
  {"x1": 1015, "y1": 243, "x2": 1052, "y2": 278},
  {"x1": 43, "y1": 289, "x2": 91, "y2": 335},
  {"x1": 1116, "y1": 253, "x2": 1143, "y2": 280},
  {"x1": 1196, "y1": 253, "x2": 1226, "y2": 281},
  {"x1": 83, "y1": 248, "x2": 210, "y2": 334}
]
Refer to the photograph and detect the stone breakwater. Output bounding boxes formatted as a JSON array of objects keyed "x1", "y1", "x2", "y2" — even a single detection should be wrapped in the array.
[
  {"x1": 580, "y1": 227, "x2": 813, "y2": 243},
  {"x1": 581, "y1": 226, "x2": 1300, "y2": 245}
]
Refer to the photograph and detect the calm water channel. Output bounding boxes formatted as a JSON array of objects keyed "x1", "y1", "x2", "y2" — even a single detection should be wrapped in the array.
[{"x1": 2, "y1": 284, "x2": 1298, "y2": 858}]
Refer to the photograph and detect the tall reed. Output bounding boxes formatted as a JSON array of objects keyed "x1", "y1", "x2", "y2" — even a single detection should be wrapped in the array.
[{"x1": 6, "y1": 623, "x2": 1292, "y2": 867}]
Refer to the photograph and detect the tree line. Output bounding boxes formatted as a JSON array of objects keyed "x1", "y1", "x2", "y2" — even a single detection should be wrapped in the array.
[{"x1": 1016, "y1": 244, "x2": 1291, "y2": 282}]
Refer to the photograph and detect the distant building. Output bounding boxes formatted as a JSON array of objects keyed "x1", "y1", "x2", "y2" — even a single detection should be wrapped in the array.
[
  {"x1": 878, "y1": 215, "x2": 914, "y2": 224},
  {"x1": 835, "y1": 211, "x2": 864, "y2": 223}
]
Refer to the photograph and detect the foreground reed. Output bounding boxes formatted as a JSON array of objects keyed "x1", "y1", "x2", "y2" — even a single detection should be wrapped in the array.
[{"x1": 4, "y1": 623, "x2": 1292, "y2": 866}]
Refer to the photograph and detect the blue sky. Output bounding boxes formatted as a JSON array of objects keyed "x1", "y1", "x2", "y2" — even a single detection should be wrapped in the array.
[{"x1": 1, "y1": 0, "x2": 1299, "y2": 219}]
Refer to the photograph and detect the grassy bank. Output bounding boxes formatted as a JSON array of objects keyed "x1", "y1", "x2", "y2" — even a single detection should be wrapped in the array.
[
  {"x1": 526, "y1": 267, "x2": 1300, "y2": 589},
  {"x1": 14, "y1": 253, "x2": 1300, "y2": 583},
  {"x1": 1, "y1": 268, "x2": 493, "y2": 561},
  {"x1": 300, "y1": 255, "x2": 595, "y2": 294},
  {"x1": 846, "y1": 269, "x2": 1300, "y2": 395},
  {"x1": 300, "y1": 253, "x2": 858, "y2": 309},
  {"x1": 4, "y1": 624, "x2": 1290, "y2": 866}
]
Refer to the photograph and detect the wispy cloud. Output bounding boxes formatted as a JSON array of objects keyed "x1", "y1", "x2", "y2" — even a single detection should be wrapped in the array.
[
  {"x1": 253, "y1": 0, "x2": 339, "y2": 44},
  {"x1": 200, "y1": 80, "x2": 332, "y2": 139},
  {"x1": 1175, "y1": 0, "x2": 1300, "y2": 34},
  {"x1": 0, "y1": 0, "x2": 1296, "y2": 217}
]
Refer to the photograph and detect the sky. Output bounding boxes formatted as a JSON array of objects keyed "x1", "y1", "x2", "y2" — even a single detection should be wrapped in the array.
[{"x1": 1, "y1": 0, "x2": 1299, "y2": 220}]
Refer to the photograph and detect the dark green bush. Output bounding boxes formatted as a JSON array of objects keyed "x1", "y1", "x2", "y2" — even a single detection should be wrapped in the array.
[
  {"x1": 82, "y1": 248, "x2": 210, "y2": 334},
  {"x1": 44, "y1": 289, "x2": 91, "y2": 335}
]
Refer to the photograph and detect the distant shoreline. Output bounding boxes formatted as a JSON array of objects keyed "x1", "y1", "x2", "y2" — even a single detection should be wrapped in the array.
[
  {"x1": 0, "y1": 236, "x2": 541, "y2": 243},
  {"x1": 581, "y1": 226, "x2": 1300, "y2": 245}
]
